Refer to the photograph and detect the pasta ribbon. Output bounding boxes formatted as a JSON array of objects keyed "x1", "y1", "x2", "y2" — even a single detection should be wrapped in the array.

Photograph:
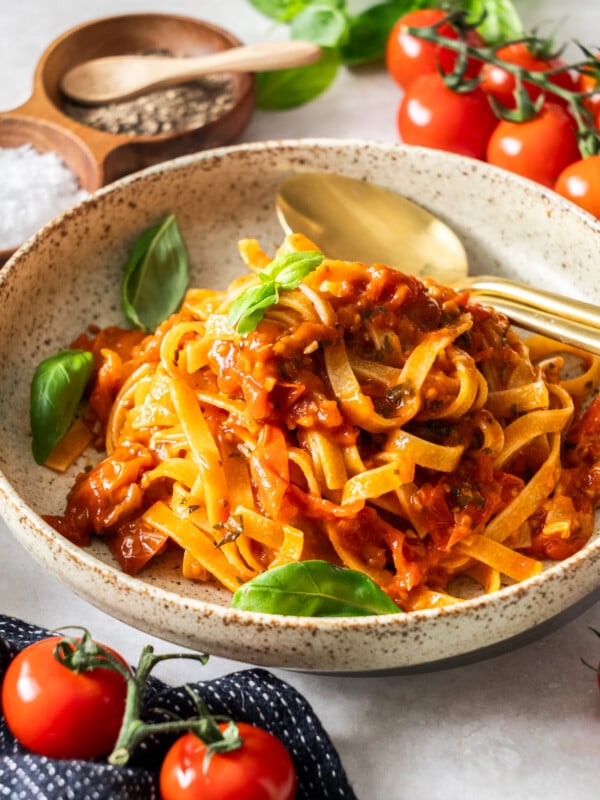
[
  {"x1": 44, "y1": 236, "x2": 600, "y2": 612},
  {"x1": 169, "y1": 378, "x2": 229, "y2": 527},
  {"x1": 143, "y1": 501, "x2": 245, "y2": 592}
]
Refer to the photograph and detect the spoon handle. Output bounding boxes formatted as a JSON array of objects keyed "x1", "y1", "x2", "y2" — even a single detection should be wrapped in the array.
[
  {"x1": 480, "y1": 295, "x2": 600, "y2": 355},
  {"x1": 61, "y1": 41, "x2": 323, "y2": 105},
  {"x1": 173, "y1": 40, "x2": 323, "y2": 76},
  {"x1": 464, "y1": 275, "x2": 600, "y2": 330}
]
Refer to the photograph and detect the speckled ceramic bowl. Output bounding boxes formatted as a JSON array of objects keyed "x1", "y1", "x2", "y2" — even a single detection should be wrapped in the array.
[{"x1": 1, "y1": 139, "x2": 600, "y2": 674}]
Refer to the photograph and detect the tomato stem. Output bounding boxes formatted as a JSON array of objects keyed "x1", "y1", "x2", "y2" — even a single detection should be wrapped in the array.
[
  {"x1": 580, "y1": 628, "x2": 600, "y2": 679},
  {"x1": 53, "y1": 627, "x2": 132, "y2": 679},
  {"x1": 108, "y1": 645, "x2": 211, "y2": 766},
  {"x1": 580, "y1": 656, "x2": 600, "y2": 674},
  {"x1": 53, "y1": 630, "x2": 226, "y2": 767},
  {"x1": 405, "y1": 11, "x2": 600, "y2": 158}
]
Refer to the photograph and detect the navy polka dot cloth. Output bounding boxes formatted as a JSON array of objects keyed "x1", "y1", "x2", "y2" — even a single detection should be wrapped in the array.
[{"x1": 0, "y1": 615, "x2": 358, "y2": 800}]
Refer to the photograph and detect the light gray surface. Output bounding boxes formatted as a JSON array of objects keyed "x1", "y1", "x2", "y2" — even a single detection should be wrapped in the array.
[{"x1": 1, "y1": 1, "x2": 599, "y2": 798}]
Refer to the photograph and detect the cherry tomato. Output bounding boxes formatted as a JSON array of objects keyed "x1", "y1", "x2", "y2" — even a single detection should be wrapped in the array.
[
  {"x1": 579, "y1": 57, "x2": 600, "y2": 116},
  {"x1": 1, "y1": 636, "x2": 128, "y2": 760},
  {"x1": 386, "y1": 9, "x2": 485, "y2": 90},
  {"x1": 480, "y1": 42, "x2": 577, "y2": 109},
  {"x1": 486, "y1": 102, "x2": 581, "y2": 187},
  {"x1": 159, "y1": 723, "x2": 297, "y2": 800},
  {"x1": 555, "y1": 155, "x2": 600, "y2": 218},
  {"x1": 397, "y1": 72, "x2": 498, "y2": 159}
]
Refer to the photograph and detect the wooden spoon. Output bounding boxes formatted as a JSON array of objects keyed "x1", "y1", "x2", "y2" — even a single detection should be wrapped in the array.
[
  {"x1": 277, "y1": 172, "x2": 600, "y2": 353},
  {"x1": 61, "y1": 40, "x2": 322, "y2": 105}
]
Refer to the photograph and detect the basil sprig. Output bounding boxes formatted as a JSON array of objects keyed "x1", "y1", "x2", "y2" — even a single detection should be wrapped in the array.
[
  {"x1": 227, "y1": 250, "x2": 323, "y2": 334},
  {"x1": 121, "y1": 214, "x2": 189, "y2": 333},
  {"x1": 30, "y1": 349, "x2": 94, "y2": 465},
  {"x1": 31, "y1": 214, "x2": 189, "y2": 464},
  {"x1": 231, "y1": 560, "x2": 401, "y2": 616},
  {"x1": 459, "y1": 0, "x2": 523, "y2": 45},
  {"x1": 249, "y1": 0, "x2": 524, "y2": 109},
  {"x1": 256, "y1": 48, "x2": 341, "y2": 110}
]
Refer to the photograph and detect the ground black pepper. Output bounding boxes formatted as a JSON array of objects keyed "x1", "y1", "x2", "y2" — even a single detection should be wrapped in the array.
[{"x1": 62, "y1": 62, "x2": 236, "y2": 137}]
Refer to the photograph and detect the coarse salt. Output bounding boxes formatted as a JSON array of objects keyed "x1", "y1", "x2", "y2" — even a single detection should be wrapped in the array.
[{"x1": 0, "y1": 144, "x2": 89, "y2": 251}]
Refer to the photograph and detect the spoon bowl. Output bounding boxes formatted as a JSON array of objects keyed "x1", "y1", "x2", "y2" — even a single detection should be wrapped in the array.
[
  {"x1": 61, "y1": 40, "x2": 323, "y2": 105},
  {"x1": 277, "y1": 172, "x2": 468, "y2": 283},
  {"x1": 277, "y1": 172, "x2": 600, "y2": 353}
]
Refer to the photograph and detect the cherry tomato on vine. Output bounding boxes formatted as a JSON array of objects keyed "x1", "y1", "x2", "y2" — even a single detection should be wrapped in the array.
[
  {"x1": 159, "y1": 722, "x2": 297, "y2": 800},
  {"x1": 480, "y1": 42, "x2": 577, "y2": 109},
  {"x1": 555, "y1": 155, "x2": 600, "y2": 218},
  {"x1": 486, "y1": 102, "x2": 581, "y2": 187},
  {"x1": 1, "y1": 636, "x2": 129, "y2": 760},
  {"x1": 385, "y1": 9, "x2": 485, "y2": 90},
  {"x1": 578, "y1": 57, "x2": 600, "y2": 116},
  {"x1": 397, "y1": 72, "x2": 498, "y2": 159}
]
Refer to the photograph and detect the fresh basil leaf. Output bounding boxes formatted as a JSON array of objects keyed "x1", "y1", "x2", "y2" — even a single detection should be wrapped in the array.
[
  {"x1": 231, "y1": 560, "x2": 401, "y2": 616},
  {"x1": 248, "y1": 0, "x2": 310, "y2": 22},
  {"x1": 228, "y1": 250, "x2": 323, "y2": 333},
  {"x1": 121, "y1": 214, "x2": 189, "y2": 333},
  {"x1": 273, "y1": 253, "x2": 325, "y2": 289},
  {"x1": 256, "y1": 47, "x2": 340, "y2": 109},
  {"x1": 237, "y1": 307, "x2": 273, "y2": 335},
  {"x1": 453, "y1": 0, "x2": 523, "y2": 44},
  {"x1": 290, "y1": 3, "x2": 349, "y2": 48},
  {"x1": 259, "y1": 249, "x2": 323, "y2": 283},
  {"x1": 340, "y1": 0, "x2": 427, "y2": 66},
  {"x1": 227, "y1": 283, "x2": 279, "y2": 334},
  {"x1": 30, "y1": 349, "x2": 94, "y2": 465}
]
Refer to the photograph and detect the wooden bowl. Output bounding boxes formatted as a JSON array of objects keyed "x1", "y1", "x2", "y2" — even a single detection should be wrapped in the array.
[
  {"x1": 0, "y1": 13, "x2": 255, "y2": 264},
  {"x1": 0, "y1": 114, "x2": 101, "y2": 265}
]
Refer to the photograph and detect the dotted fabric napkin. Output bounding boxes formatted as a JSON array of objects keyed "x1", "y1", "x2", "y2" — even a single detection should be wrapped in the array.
[{"x1": 0, "y1": 615, "x2": 358, "y2": 800}]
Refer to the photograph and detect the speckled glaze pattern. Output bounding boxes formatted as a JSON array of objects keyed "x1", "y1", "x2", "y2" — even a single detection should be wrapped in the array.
[{"x1": 1, "y1": 139, "x2": 600, "y2": 673}]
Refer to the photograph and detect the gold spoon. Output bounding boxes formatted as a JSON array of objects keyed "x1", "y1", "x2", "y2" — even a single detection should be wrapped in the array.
[
  {"x1": 60, "y1": 40, "x2": 323, "y2": 105},
  {"x1": 276, "y1": 172, "x2": 600, "y2": 354}
]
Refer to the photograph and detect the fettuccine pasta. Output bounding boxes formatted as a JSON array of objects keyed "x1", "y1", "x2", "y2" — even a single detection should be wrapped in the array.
[{"x1": 44, "y1": 233, "x2": 600, "y2": 612}]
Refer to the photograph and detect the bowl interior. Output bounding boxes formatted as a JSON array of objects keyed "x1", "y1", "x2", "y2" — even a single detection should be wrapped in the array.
[{"x1": 1, "y1": 140, "x2": 600, "y2": 672}]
